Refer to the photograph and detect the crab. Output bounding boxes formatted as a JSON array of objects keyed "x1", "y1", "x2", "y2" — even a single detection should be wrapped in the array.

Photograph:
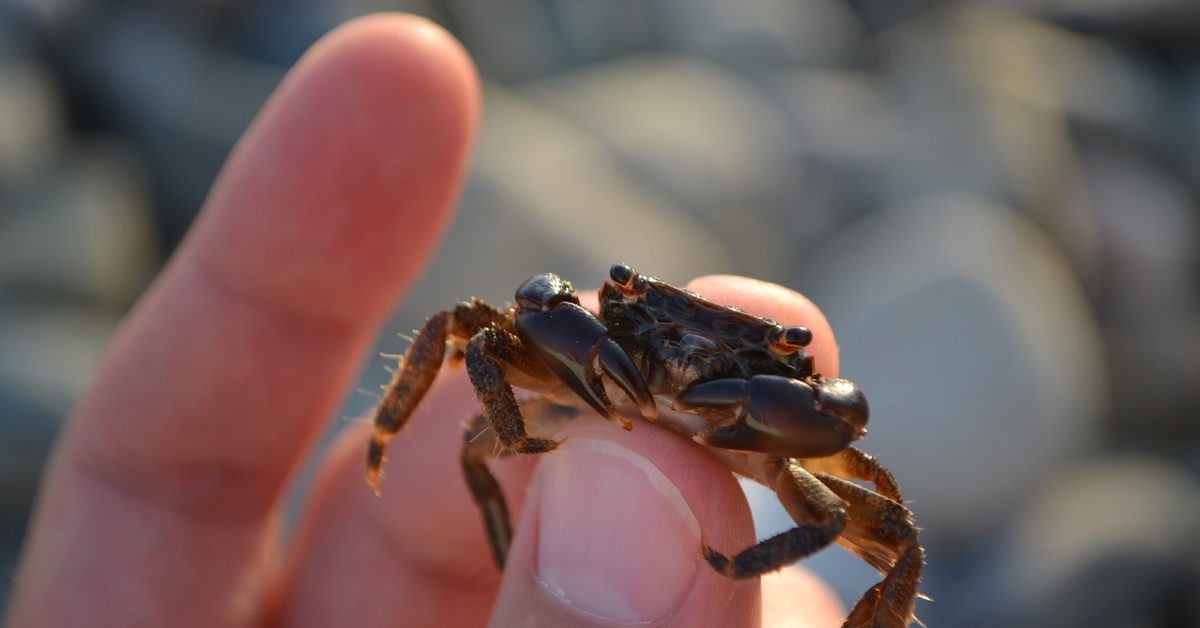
[{"x1": 366, "y1": 263, "x2": 923, "y2": 627}]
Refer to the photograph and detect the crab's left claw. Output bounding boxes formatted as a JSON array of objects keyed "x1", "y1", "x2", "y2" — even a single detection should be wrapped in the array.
[
  {"x1": 592, "y1": 337, "x2": 657, "y2": 424},
  {"x1": 674, "y1": 374, "x2": 868, "y2": 458},
  {"x1": 515, "y1": 295, "x2": 655, "y2": 428}
]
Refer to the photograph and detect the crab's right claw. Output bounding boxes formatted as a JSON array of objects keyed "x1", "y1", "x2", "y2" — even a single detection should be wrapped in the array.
[{"x1": 674, "y1": 375, "x2": 868, "y2": 459}]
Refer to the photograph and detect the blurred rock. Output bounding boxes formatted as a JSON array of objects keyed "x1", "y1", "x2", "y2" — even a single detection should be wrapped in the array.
[
  {"x1": 876, "y1": 8, "x2": 1039, "y2": 206},
  {"x1": 62, "y1": 5, "x2": 282, "y2": 246},
  {"x1": 975, "y1": 0, "x2": 1200, "y2": 43},
  {"x1": 543, "y1": 0, "x2": 657, "y2": 66},
  {"x1": 969, "y1": 455, "x2": 1200, "y2": 627},
  {"x1": 1077, "y1": 143, "x2": 1200, "y2": 439},
  {"x1": 443, "y1": 0, "x2": 576, "y2": 81},
  {"x1": 0, "y1": 137, "x2": 158, "y2": 306},
  {"x1": 1175, "y1": 58, "x2": 1200, "y2": 206},
  {"x1": 762, "y1": 68, "x2": 900, "y2": 228},
  {"x1": 953, "y1": 5, "x2": 1164, "y2": 142},
  {"x1": 522, "y1": 54, "x2": 802, "y2": 279},
  {"x1": 0, "y1": 297, "x2": 116, "y2": 434},
  {"x1": 876, "y1": 6, "x2": 1173, "y2": 283},
  {"x1": 769, "y1": 69, "x2": 898, "y2": 166},
  {"x1": 807, "y1": 194, "x2": 1107, "y2": 542},
  {"x1": 0, "y1": 59, "x2": 66, "y2": 186},
  {"x1": 656, "y1": 0, "x2": 865, "y2": 67}
]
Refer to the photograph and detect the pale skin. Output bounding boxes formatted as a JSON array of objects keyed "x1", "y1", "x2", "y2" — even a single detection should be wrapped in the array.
[{"x1": 5, "y1": 14, "x2": 845, "y2": 628}]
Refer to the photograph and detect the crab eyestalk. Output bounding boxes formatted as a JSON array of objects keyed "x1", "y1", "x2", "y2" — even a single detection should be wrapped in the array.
[
  {"x1": 608, "y1": 262, "x2": 649, "y2": 297},
  {"x1": 673, "y1": 374, "x2": 868, "y2": 459},
  {"x1": 767, "y1": 324, "x2": 813, "y2": 354}
]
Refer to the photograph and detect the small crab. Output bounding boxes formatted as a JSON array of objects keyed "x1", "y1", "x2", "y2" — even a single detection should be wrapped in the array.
[{"x1": 367, "y1": 263, "x2": 923, "y2": 627}]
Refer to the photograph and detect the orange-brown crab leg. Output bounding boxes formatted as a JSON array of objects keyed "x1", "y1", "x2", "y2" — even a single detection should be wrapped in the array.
[
  {"x1": 367, "y1": 300, "x2": 514, "y2": 493},
  {"x1": 802, "y1": 448, "x2": 923, "y2": 627},
  {"x1": 460, "y1": 397, "x2": 582, "y2": 568},
  {"x1": 703, "y1": 453, "x2": 922, "y2": 628},
  {"x1": 802, "y1": 447, "x2": 903, "y2": 503},
  {"x1": 463, "y1": 326, "x2": 563, "y2": 458},
  {"x1": 814, "y1": 473, "x2": 923, "y2": 628}
]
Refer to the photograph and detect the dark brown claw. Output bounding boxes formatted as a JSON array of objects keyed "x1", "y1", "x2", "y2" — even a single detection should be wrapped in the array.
[
  {"x1": 514, "y1": 274, "x2": 656, "y2": 427},
  {"x1": 674, "y1": 375, "x2": 867, "y2": 459}
]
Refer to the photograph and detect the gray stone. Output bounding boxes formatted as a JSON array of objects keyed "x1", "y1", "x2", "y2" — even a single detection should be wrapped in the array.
[
  {"x1": 0, "y1": 138, "x2": 158, "y2": 306},
  {"x1": 1077, "y1": 144, "x2": 1200, "y2": 436},
  {"x1": 520, "y1": 54, "x2": 800, "y2": 280},
  {"x1": 65, "y1": 5, "x2": 282, "y2": 244},
  {"x1": 655, "y1": 0, "x2": 864, "y2": 66},
  {"x1": 974, "y1": 455, "x2": 1200, "y2": 627},
  {"x1": 0, "y1": 59, "x2": 66, "y2": 186},
  {"x1": 973, "y1": 0, "x2": 1200, "y2": 42}
]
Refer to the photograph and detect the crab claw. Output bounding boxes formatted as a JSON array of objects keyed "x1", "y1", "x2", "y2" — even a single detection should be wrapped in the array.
[
  {"x1": 592, "y1": 337, "x2": 658, "y2": 423},
  {"x1": 516, "y1": 293, "x2": 655, "y2": 426},
  {"x1": 674, "y1": 375, "x2": 868, "y2": 458}
]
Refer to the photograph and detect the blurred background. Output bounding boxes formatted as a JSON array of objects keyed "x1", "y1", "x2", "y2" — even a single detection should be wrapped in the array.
[{"x1": 2, "y1": 0, "x2": 1199, "y2": 625}]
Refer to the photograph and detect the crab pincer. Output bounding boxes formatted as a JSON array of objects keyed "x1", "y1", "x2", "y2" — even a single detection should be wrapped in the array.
[{"x1": 673, "y1": 374, "x2": 868, "y2": 458}]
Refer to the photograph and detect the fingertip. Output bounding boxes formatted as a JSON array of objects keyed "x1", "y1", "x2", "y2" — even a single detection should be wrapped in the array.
[
  {"x1": 761, "y1": 567, "x2": 846, "y2": 627},
  {"x1": 687, "y1": 274, "x2": 840, "y2": 378},
  {"x1": 195, "y1": 12, "x2": 480, "y2": 326},
  {"x1": 489, "y1": 416, "x2": 761, "y2": 626},
  {"x1": 310, "y1": 13, "x2": 480, "y2": 128}
]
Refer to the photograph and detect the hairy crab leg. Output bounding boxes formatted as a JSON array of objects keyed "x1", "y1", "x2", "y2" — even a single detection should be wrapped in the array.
[
  {"x1": 464, "y1": 327, "x2": 562, "y2": 455},
  {"x1": 802, "y1": 447, "x2": 903, "y2": 503},
  {"x1": 813, "y1": 473, "x2": 923, "y2": 628},
  {"x1": 461, "y1": 397, "x2": 582, "y2": 568},
  {"x1": 802, "y1": 449, "x2": 923, "y2": 626},
  {"x1": 703, "y1": 456, "x2": 848, "y2": 578},
  {"x1": 366, "y1": 300, "x2": 513, "y2": 493}
]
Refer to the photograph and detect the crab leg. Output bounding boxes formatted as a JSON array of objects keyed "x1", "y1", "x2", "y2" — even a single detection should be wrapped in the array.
[
  {"x1": 462, "y1": 326, "x2": 567, "y2": 458},
  {"x1": 703, "y1": 456, "x2": 848, "y2": 578},
  {"x1": 460, "y1": 397, "x2": 581, "y2": 568},
  {"x1": 802, "y1": 447, "x2": 903, "y2": 503},
  {"x1": 366, "y1": 300, "x2": 513, "y2": 492},
  {"x1": 813, "y1": 473, "x2": 923, "y2": 628}
]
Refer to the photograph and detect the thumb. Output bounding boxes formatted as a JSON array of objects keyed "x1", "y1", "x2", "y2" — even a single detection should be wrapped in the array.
[{"x1": 487, "y1": 415, "x2": 761, "y2": 627}]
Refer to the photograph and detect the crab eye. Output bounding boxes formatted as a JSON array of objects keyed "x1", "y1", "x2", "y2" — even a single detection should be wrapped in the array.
[
  {"x1": 784, "y1": 326, "x2": 812, "y2": 347},
  {"x1": 768, "y1": 325, "x2": 812, "y2": 354},
  {"x1": 609, "y1": 263, "x2": 635, "y2": 287}
]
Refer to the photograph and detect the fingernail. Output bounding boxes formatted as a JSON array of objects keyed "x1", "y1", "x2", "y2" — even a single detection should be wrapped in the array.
[{"x1": 534, "y1": 438, "x2": 701, "y2": 623}]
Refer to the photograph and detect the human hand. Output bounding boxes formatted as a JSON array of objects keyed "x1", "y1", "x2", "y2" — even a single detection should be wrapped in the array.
[{"x1": 5, "y1": 14, "x2": 844, "y2": 627}]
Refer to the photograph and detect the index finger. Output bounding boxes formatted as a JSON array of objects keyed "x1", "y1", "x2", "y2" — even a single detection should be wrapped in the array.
[{"x1": 6, "y1": 15, "x2": 478, "y2": 627}]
